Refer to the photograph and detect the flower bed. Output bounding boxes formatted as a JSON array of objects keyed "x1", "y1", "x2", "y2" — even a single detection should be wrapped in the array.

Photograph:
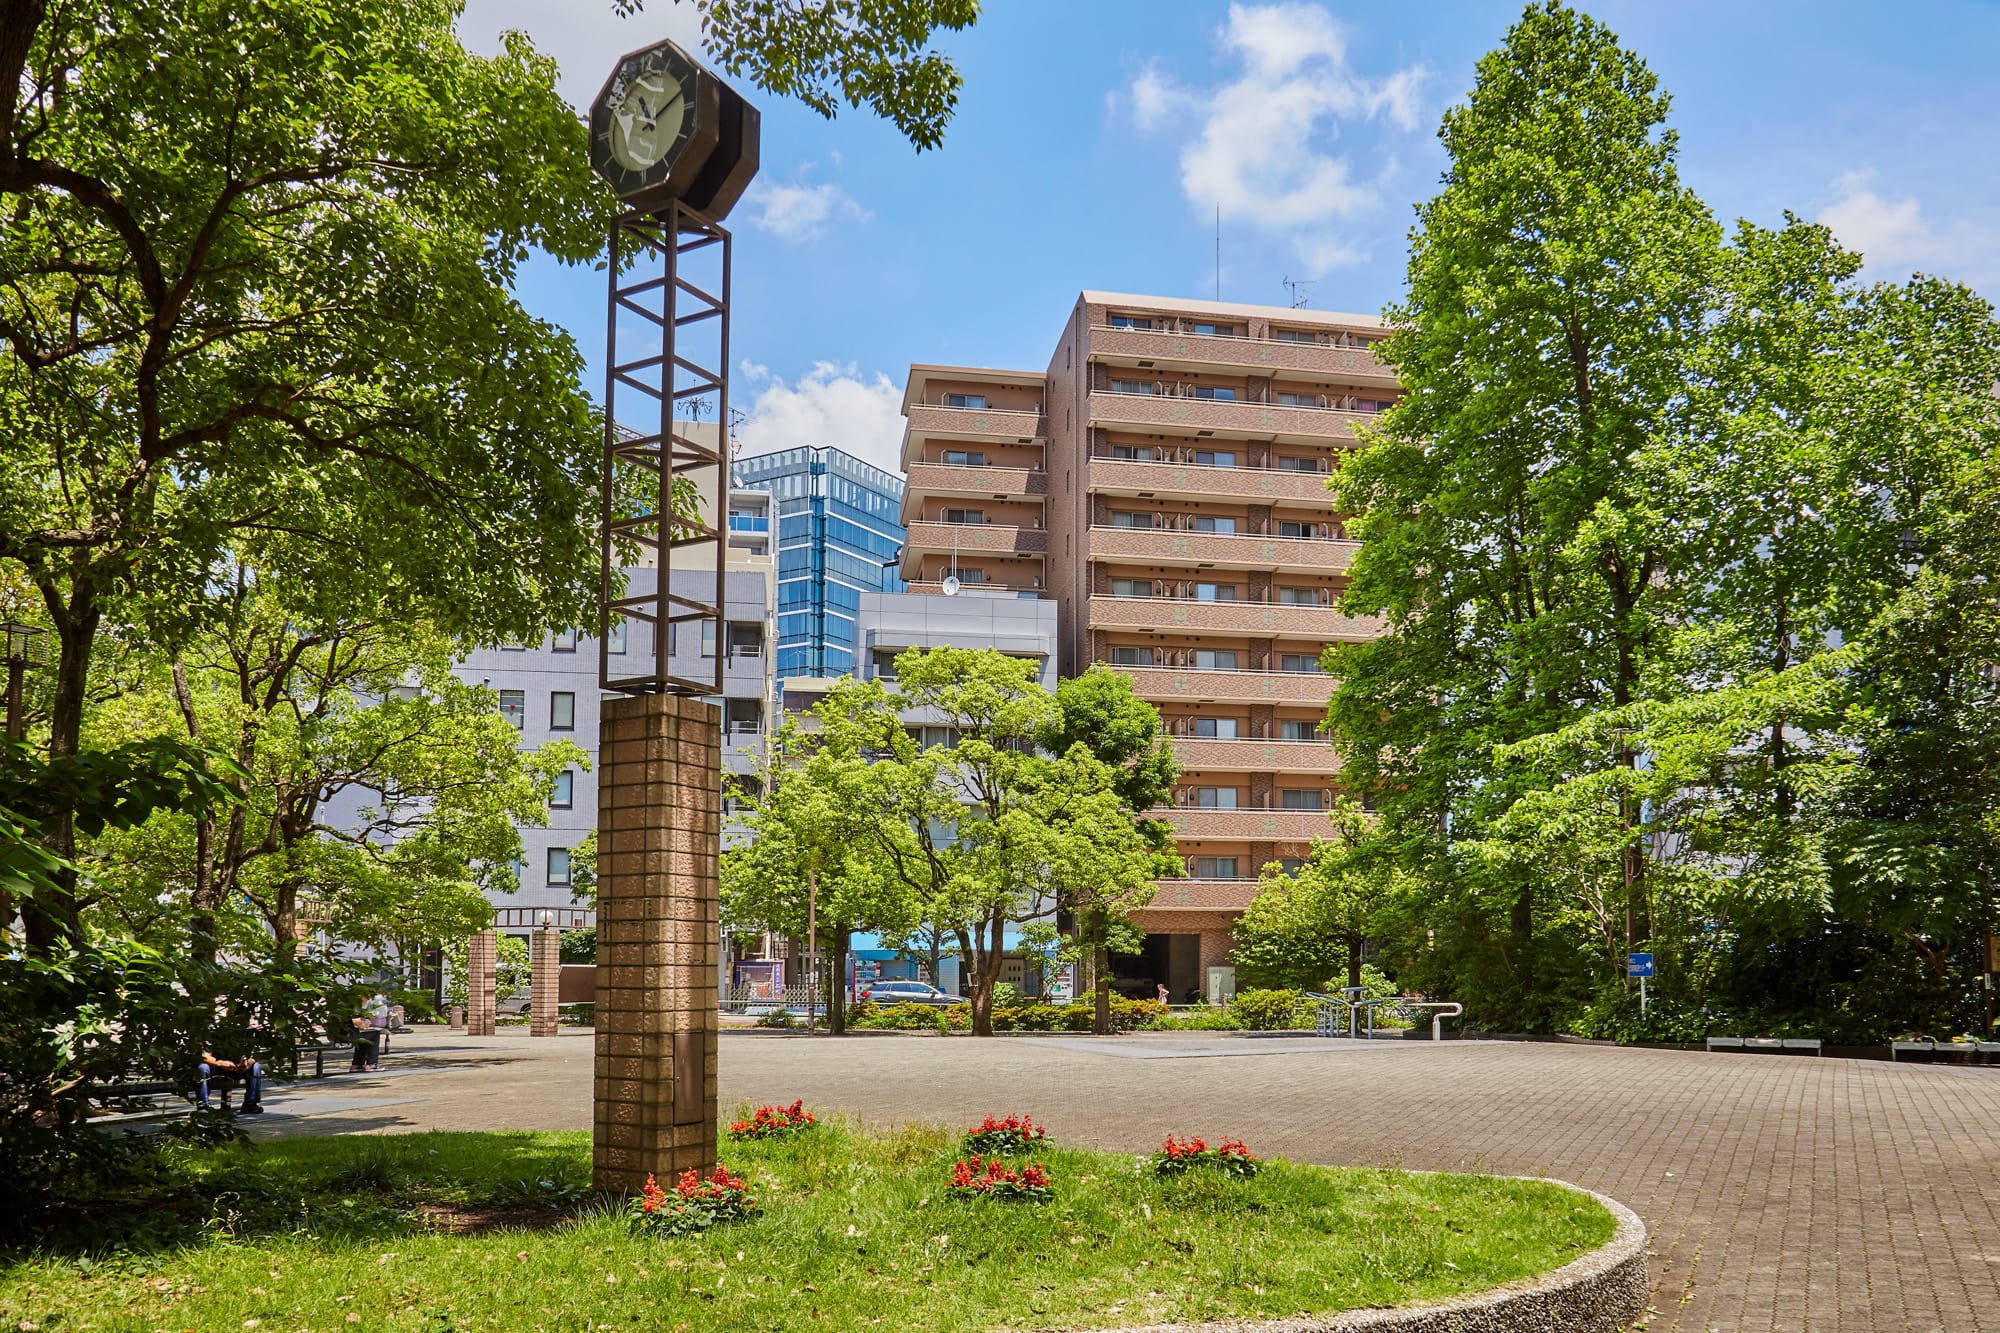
[
  {"x1": 1151, "y1": 1134, "x2": 1260, "y2": 1178},
  {"x1": 730, "y1": 1099, "x2": 817, "y2": 1139},
  {"x1": 947, "y1": 1155, "x2": 1053, "y2": 1202},
  {"x1": 628, "y1": 1164, "x2": 759, "y2": 1236},
  {"x1": 963, "y1": 1113, "x2": 1048, "y2": 1154}
]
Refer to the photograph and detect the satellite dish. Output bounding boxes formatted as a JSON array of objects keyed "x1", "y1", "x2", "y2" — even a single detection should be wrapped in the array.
[{"x1": 941, "y1": 575, "x2": 961, "y2": 597}]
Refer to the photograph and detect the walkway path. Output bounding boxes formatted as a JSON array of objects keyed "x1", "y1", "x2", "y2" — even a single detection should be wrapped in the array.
[{"x1": 253, "y1": 1031, "x2": 2000, "y2": 1332}]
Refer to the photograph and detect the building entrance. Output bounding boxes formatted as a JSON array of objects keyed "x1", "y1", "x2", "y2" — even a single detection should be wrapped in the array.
[{"x1": 1113, "y1": 933, "x2": 1203, "y2": 1005}]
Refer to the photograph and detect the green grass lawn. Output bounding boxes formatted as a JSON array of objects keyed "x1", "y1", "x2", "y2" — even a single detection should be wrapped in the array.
[{"x1": 3, "y1": 1120, "x2": 1615, "y2": 1332}]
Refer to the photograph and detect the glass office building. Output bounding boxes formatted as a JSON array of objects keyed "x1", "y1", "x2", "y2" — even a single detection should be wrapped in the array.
[{"x1": 731, "y1": 447, "x2": 906, "y2": 678}]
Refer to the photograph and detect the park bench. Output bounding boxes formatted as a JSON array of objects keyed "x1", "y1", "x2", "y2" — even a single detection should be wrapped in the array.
[
  {"x1": 1705, "y1": 1036, "x2": 1821, "y2": 1055},
  {"x1": 293, "y1": 1042, "x2": 350, "y2": 1077}
]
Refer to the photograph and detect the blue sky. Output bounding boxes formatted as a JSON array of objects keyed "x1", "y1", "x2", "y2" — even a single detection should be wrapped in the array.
[{"x1": 460, "y1": 1, "x2": 2000, "y2": 474}]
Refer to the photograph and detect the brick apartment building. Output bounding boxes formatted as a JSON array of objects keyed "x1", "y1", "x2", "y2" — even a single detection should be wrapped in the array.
[{"x1": 897, "y1": 291, "x2": 1396, "y2": 1001}]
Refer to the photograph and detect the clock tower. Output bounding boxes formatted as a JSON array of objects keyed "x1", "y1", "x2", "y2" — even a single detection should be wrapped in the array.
[{"x1": 585, "y1": 40, "x2": 759, "y2": 1199}]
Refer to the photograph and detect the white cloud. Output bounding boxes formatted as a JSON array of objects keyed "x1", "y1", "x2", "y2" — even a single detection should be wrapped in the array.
[
  {"x1": 456, "y1": 0, "x2": 705, "y2": 112},
  {"x1": 745, "y1": 175, "x2": 871, "y2": 242},
  {"x1": 734, "y1": 362, "x2": 906, "y2": 476},
  {"x1": 1816, "y1": 170, "x2": 2000, "y2": 287},
  {"x1": 1120, "y1": 2, "x2": 1428, "y2": 276}
]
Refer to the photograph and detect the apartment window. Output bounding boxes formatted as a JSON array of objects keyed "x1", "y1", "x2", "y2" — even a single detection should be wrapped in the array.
[
  {"x1": 1110, "y1": 578, "x2": 1153, "y2": 598},
  {"x1": 550, "y1": 691, "x2": 575, "y2": 730},
  {"x1": 1191, "y1": 516, "x2": 1236, "y2": 534},
  {"x1": 1191, "y1": 450, "x2": 1236, "y2": 468},
  {"x1": 1110, "y1": 444, "x2": 1159, "y2": 462},
  {"x1": 941, "y1": 449, "x2": 987, "y2": 467},
  {"x1": 607, "y1": 620, "x2": 628, "y2": 654},
  {"x1": 1275, "y1": 455, "x2": 1321, "y2": 472},
  {"x1": 1278, "y1": 857, "x2": 1308, "y2": 874},
  {"x1": 1108, "y1": 511, "x2": 1153, "y2": 529},
  {"x1": 498, "y1": 689, "x2": 525, "y2": 729},
  {"x1": 1191, "y1": 856, "x2": 1240, "y2": 879},
  {"x1": 1281, "y1": 789, "x2": 1326, "y2": 811},
  {"x1": 954, "y1": 568, "x2": 985, "y2": 585},
  {"x1": 547, "y1": 847, "x2": 572, "y2": 886},
  {"x1": 1280, "y1": 719, "x2": 1318, "y2": 740},
  {"x1": 1189, "y1": 321, "x2": 1231, "y2": 337},
  {"x1": 1193, "y1": 582, "x2": 1237, "y2": 602},
  {"x1": 499, "y1": 639, "x2": 526, "y2": 652},
  {"x1": 912, "y1": 725, "x2": 959, "y2": 749},
  {"x1": 551, "y1": 628, "x2": 577, "y2": 653},
  {"x1": 726, "y1": 623, "x2": 764, "y2": 658},
  {"x1": 941, "y1": 508, "x2": 986, "y2": 525},
  {"x1": 1355, "y1": 399, "x2": 1385, "y2": 414},
  {"x1": 1110, "y1": 378, "x2": 1155, "y2": 396},
  {"x1": 1191, "y1": 386, "x2": 1236, "y2": 402},
  {"x1": 1110, "y1": 646, "x2": 1149, "y2": 666},
  {"x1": 1277, "y1": 587, "x2": 1325, "y2": 606},
  {"x1": 1272, "y1": 328, "x2": 1321, "y2": 345},
  {"x1": 700, "y1": 619, "x2": 717, "y2": 657},
  {"x1": 725, "y1": 699, "x2": 763, "y2": 735},
  {"x1": 1189, "y1": 717, "x2": 1238, "y2": 738},
  {"x1": 872, "y1": 650, "x2": 900, "y2": 680},
  {"x1": 942, "y1": 392, "x2": 987, "y2": 409},
  {"x1": 551, "y1": 770, "x2": 574, "y2": 809},
  {"x1": 1110, "y1": 315, "x2": 1155, "y2": 329},
  {"x1": 1191, "y1": 786, "x2": 1239, "y2": 809},
  {"x1": 1279, "y1": 653, "x2": 1321, "y2": 674},
  {"x1": 1193, "y1": 649, "x2": 1238, "y2": 671},
  {"x1": 1276, "y1": 391, "x2": 1319, "y2": 408},
  {"x1": 1278, "y1": 520, "x2": 1324, "y2": 539}
]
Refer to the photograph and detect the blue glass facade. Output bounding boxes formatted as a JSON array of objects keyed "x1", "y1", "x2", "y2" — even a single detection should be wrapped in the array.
[{"x1": 732, "y1": 447, "x2": 905, "y2": 678}]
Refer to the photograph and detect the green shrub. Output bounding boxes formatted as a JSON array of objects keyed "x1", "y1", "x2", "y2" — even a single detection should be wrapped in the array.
[
  {"x1": 757, "y1": 1008, "x2": 795, "y2": 1030},
  {"x1": 845, "y1": 999, "x2": 878, "y2": 1026},
  {"x1": 1228, "y1": 988, "x2": 1312, "y2": 1030},
  {"x1": 1144, "y1": 1006, "x2": 1242, "y2": 1031}
]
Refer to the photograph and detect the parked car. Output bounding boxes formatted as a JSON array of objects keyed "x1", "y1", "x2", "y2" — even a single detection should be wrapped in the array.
[
  {"x1": 497, "y1": 988, "x2": 533, "y2": 1016},
  {"x1": 859, "y1": 980, "x2": 966, "y2": 1008}
]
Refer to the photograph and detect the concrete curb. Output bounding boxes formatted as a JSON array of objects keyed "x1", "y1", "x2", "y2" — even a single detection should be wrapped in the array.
[{"x1": 1078, "y1": 1181, "x2": 1647, "y2": 1333}]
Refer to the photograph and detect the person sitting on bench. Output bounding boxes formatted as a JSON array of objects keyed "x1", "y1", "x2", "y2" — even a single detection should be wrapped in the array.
[{"x1": 197, "y1": 1048, "x2": 266, "y2": 1114}]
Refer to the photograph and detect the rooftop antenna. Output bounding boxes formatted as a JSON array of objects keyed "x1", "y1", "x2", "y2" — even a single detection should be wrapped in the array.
[
  {"x1": 1214, "y1": 203, "x2": 1221, "y2": 303},
  {"x1": 1283, "y1": 276, "x2": 1314, "y2": 308}
]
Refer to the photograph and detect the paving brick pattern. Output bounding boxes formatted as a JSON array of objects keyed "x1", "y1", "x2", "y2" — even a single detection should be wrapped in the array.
[{"x1": 264, "y1": 1032, "x2": 2000, "y2": 1332}]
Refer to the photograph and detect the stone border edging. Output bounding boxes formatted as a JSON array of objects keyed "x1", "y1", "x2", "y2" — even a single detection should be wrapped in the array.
[{"x1": 1075, "y1": 1181, "x2": 1647, "y2": 1333}]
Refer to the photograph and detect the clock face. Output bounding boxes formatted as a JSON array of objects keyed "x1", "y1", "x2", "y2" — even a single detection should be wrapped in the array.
[
  {"x1": 606, "y1": 65, "x2": 689, "y2": 172},
  {"x1": 590, "y1": 46, "x2": 700, "y2": 197}
]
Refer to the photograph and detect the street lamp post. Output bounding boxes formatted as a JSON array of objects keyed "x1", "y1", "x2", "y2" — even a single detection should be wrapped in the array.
[{"x1": 2, "y1": 623, "x2": 47, "y2": 740}]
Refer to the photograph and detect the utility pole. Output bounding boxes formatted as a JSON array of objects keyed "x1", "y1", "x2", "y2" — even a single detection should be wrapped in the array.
[{"x1": 805, "y1": 858, "x2": 818, "y2": 1035}]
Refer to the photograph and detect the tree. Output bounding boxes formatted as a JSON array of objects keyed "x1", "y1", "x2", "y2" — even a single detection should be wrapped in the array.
[
  {"x1": 722, "y1": 715, "x2": 916, "y2": 1034},
  {"x1": 83, "y1": 582, "x2": 579, "y2": 972},
  {"x1": 1036, "y1": 665, "x2": 1180, "y2": 1032},
  {"x1": 1233, "y1": 800, "x2": 1402, "y2": 992},
  {"x1": 0, "y1": 3, "x2": 612, "y2": 956},
  {"x1": 1329, "y1": 1, "x2": 1719, "y2": 1027},
  {"x1": 613, "y1": 0, "x2": 982, "y2": 151}
]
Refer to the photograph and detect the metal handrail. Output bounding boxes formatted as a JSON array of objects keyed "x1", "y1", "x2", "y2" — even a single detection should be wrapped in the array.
[{"x1": 1307, "y1": 990, "x2": 1462, "y2": 1041}]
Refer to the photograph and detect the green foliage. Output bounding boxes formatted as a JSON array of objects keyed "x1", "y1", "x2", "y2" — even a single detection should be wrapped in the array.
[
  {"x1": 1226, "y1": 989, "x2": 1314, "y2": 1031},
  {"x1": 614, "y1": 0, "x2": 982, "y2": 151},
  {"x1": 559, "y1": 927, "x2": 597, "y2": 965},
  {"x1": 1324, "y1": 2, "x2": 2000, "y2": 1041},
  {"x1": 443, "y1": 936, "x2": 530, "y2": 1012}
]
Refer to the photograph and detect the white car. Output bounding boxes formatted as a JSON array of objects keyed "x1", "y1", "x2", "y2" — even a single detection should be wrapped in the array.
[{"x1": 860, "y1": 980, "x2": 966, "y2": 1008}]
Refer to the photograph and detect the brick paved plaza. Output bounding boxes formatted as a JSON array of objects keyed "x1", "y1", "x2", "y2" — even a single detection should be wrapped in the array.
[{"x1": 255, "y1": 1031, "x2": 2000, "y2": 1332}]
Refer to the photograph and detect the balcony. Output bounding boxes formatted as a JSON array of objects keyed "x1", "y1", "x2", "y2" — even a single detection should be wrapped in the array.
[
  {"x1": 903, "y1": 461, "x2": 1049, "y2": 505},
  {"x1": 1157, "y1": 807, "x2": 1333, "y2": 841},
  {"x1": 905, "y1": 402, "x2": 1047, "y2": 444},
  {"x1": 1109, "y1": 663, "x2": 1337, "y2": 706},
  {"x1": 1088, "y1": 595, "x2": 1383, "y2": 641},
  {"x1": 1168, "y1": 736, "x2": 1340, "y2": 775},
  {"x1": 1088, "y1": 524, "x2": 1358, "y2": 573},
  {"x1": 1141, "y1": 879, "x2": 1265, "y2": 912},
  {"x1": 900, "y1": 521, "x2": 1048, "y2": 579},
  {"x1": 1088, "y1": 323, "x2": 1399, "y2": 387},
  {"x1": 1089, "y1": 456, "x2": 1340, "y2": 506},
  {"x1": 1087, "y1": 389, "x2": 1366, "y2": 444},
  {"x1": 906, "y1": 580, "x2": 1047, "y2": 600}
]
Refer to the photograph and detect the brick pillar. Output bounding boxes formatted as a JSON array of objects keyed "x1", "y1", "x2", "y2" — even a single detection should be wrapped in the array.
[
  {"x1": 466, "y1": 930, "x2": 497, "y2": 1036},
  {"x1": 531, "y1": 926, "x2": 561, "y2": 1038},
  {"x1": 593, "y1": 693, "x2": 721, "y2": 1195}
]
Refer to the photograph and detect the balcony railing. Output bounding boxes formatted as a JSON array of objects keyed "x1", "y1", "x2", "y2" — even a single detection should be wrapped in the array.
[
  {"x1": 1088, "y1": 524, "x2": 1358, "y2": 573},
  {"x1": 727, "y1": 515, "x2": 770, "y2": 532},
  {"x1": 1142, "y1": 878, "x2": 1266, "y2": 912},
  {"x1": 1086, "y1": 322, "x2": 1398, "y2": 384},
  {"x1": 908, "y1": 580, "x2": 1047, "y2": 599},
  {"x1": 1087, "y1": 390, "x2": 1362, "y2": 442},
  {"x1": 1086, "y1": 595, "x2": 1382, "y2": 639},
  {"x1": 1154, "y1": 807, "x2": 1334, "y2": 841},
  {"x1": 903, "y1": 520, "x2": 1049, "y2": 557},
  {"x1": 903, "y1": 460, "x2": 1049, "y2": 499},
  {"x1": 1109, "y1": 663, "x2": 1338, "y2": 705},
  {"x1": 1087, "y1": 455, "x2": 1343, "y2": 505},
  {"x1": 905, "y1": 401, "x2": 1047, "y2": 440}
]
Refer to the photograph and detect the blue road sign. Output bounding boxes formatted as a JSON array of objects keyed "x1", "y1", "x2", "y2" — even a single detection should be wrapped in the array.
[{"x1": 1627, "y1": 953, "x2": 1655, "y2": 978}]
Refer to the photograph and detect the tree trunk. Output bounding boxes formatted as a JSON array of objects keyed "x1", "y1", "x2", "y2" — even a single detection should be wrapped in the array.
[
  {"x1": 968, "y1": 913, "x2": 1002, "y2": 1037},
  {"x1": 22, "y1": 581, "x2": 98, "y2": 955},
  {"x1": 829, "y1": 924, "x2": 850, "y2": 1035},
  {"x1": 170, "y1": 660, "x2": 227, "y2": 966},
  {"x1": 1088, "y1": 905, "x2": 1114, "y2": 1035},
  {"x1": 1346, "y1": 932, "x2": 1364, "y2": 989}
]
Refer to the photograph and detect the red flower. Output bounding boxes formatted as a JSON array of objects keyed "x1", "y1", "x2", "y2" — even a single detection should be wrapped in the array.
[{"x1": 639, "y1": 1173, "x2": 667, "y2": 1214}]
